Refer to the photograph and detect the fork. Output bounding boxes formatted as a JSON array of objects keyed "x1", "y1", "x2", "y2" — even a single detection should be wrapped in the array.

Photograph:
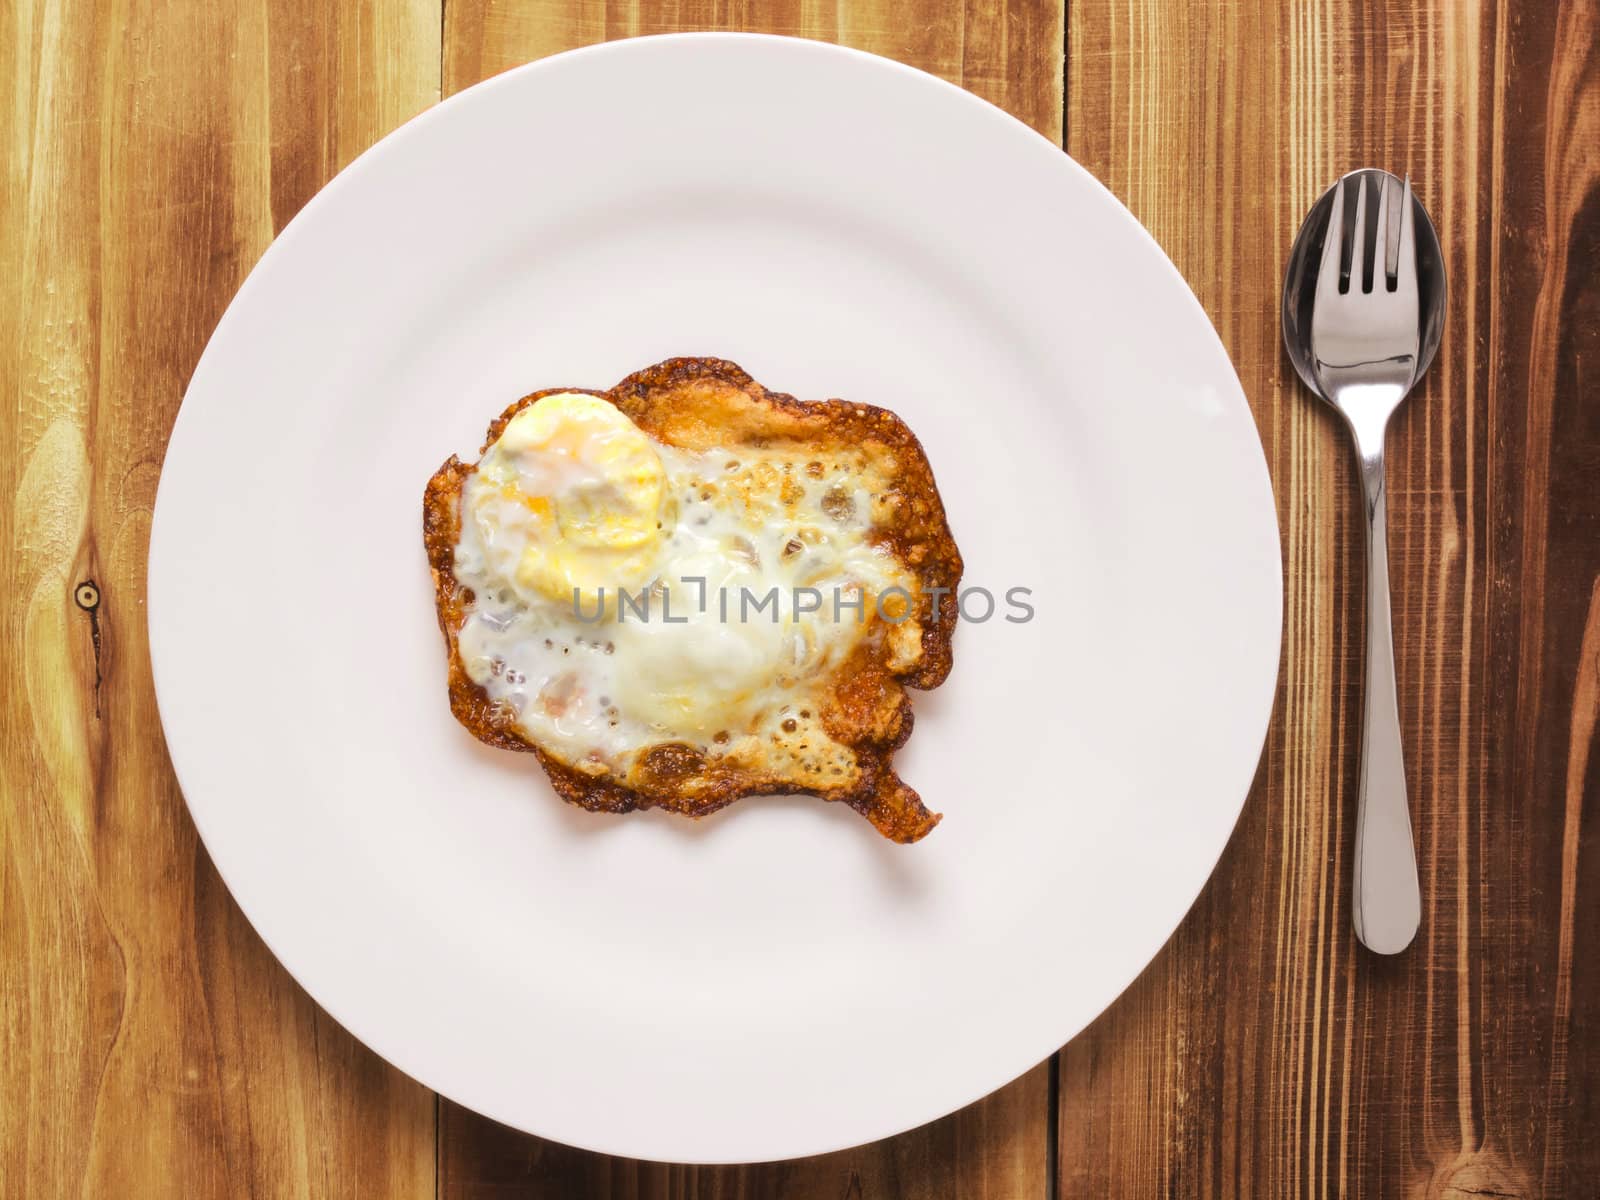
[{"x1": 1309, "y1": 174, "x2": 1423, "y2": 954}]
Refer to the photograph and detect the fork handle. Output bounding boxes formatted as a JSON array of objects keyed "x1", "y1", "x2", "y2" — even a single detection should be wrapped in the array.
[{"x1": 1352, "y1": 443, "x2": 1421, "y2": 954}]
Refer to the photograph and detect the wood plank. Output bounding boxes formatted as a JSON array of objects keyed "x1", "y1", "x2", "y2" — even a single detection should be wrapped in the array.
[
  {"x1": 444, "y1": 0, "x2": 1062, "y2": 143},
  {"x1": 438, "y1": 3, "x2": 1061, "y2": 1195},
  {"x1": 16, "y1": 1, "x2": 1591, "y2": 1195},
  {"x1": 2, "y1": 2, "x2": 442, "y2": 1196},
  {"x1": 440, "y1": 1066, "x2": 1050, "y2": 1199},
  {"x1": 1060, "y1": 0, "x2": 1600, "y2": 1197}
]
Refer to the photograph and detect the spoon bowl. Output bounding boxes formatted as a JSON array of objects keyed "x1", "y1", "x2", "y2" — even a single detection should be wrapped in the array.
[{"x1": 1282, "y1": 167, "x2": 1447, "y2": 397}]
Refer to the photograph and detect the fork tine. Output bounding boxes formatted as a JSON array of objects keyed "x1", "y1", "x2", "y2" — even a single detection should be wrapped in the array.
[
  {"x1": 1396, "y1": 176, "x2": 1418, "y2": 300},
  {"x1": 1352, "y1": 174, "x2": 1370, "y2": 293},
  {"x1": 1374, "y1": 174, "x2": 1394, "y2": 289},
  {"x1": 1319, "y1": 178, "x2": 1346, "y2": 298}
]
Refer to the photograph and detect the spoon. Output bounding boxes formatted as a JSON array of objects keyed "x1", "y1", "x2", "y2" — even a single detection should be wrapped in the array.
[{"x1": 1281, "y1": 169, "x2": 1446, "y2": 954}]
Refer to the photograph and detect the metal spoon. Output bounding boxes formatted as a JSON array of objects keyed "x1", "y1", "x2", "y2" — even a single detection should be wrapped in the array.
[{"x1": 1281, "y1": 169, "x2": 1446, "y2": 955}]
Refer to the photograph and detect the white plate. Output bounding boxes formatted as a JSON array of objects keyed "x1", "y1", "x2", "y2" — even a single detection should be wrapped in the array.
[{"x1": 149, "y1": 34, "x2": 1281, "y2": 1163}]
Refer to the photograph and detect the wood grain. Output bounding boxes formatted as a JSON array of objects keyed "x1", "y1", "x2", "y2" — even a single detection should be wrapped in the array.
[
  {"x1": 444, "y1": 0, "x2": 1062, "y2": 143},
  {"x1": 7, "y1": 0, "x2": 1599, "y2": 1196},
  {"x1": 439, "y1": 1068, "x2": 1050, "y2": 1199},
  {"x1": 438, "y1": 3, "x2": 1060, "y2": 1196},
  {"x1": 1060, "y1": 1, "x2": 1600, "y2": 1197},
  {"x1": 2, "y1": 2, "x2": 441, "y2": 1196}
]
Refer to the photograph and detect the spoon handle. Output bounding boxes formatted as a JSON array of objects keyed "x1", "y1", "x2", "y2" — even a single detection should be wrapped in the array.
[{"x1": 1352, "y1": 444, "x2": 1421, "y2": 954}]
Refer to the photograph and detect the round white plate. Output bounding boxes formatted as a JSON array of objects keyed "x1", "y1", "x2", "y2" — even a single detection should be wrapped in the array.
[{"x1": 149, "y1": 34, "x2": 1281, "y2": 1163}]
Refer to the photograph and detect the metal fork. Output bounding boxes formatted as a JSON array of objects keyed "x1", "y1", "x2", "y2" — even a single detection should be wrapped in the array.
[{"x1": 1309, "y1": 174, "x2": 1423, "y2": 954}]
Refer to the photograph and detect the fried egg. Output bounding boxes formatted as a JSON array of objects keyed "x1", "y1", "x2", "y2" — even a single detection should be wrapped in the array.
[{"x1": 426, "y1": 359, "x2": 963, "y2": 841}]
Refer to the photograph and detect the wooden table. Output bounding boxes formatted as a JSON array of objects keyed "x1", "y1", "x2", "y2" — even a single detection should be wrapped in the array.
[{"x1": 6, "y1": 1, "x2": 1597, "y2": 1195}]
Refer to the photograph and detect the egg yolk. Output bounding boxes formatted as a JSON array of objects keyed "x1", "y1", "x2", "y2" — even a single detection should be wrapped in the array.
[{"x1": 472, "y1": 393, "x2": 668, "y2": 604}]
